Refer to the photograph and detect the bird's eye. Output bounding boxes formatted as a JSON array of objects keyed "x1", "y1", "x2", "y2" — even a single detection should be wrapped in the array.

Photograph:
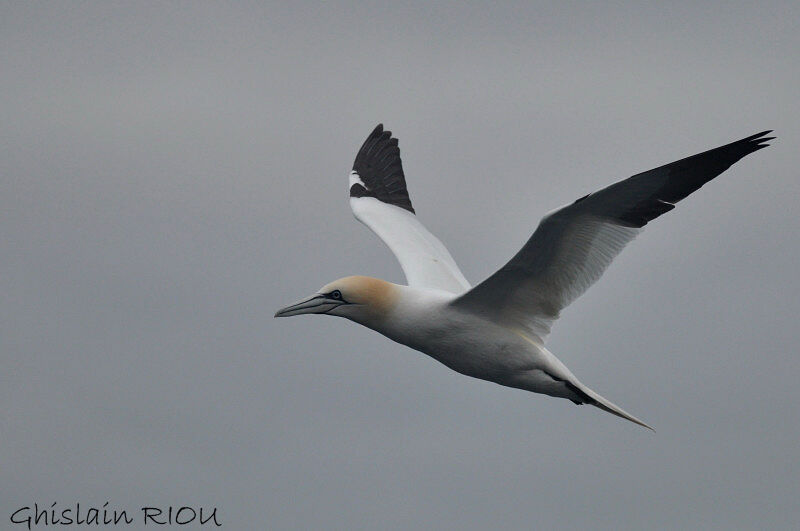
[{"x1": 330, "y1": 290, "x2": 342, "y2": 300}]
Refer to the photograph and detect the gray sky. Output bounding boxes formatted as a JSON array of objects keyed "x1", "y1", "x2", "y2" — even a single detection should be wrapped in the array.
[{"x1": 2, "y1": 2, "x2": 798, "y2": 529}]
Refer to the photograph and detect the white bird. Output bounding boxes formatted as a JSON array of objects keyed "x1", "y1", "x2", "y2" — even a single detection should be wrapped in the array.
[{"x1": 276, "y1": 124, "x2": 773, "y2": 430}]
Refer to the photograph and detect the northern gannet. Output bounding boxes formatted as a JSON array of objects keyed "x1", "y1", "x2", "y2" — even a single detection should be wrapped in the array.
[{"x1": 276, "y1": 124, "x2": 773, "y2": 430}]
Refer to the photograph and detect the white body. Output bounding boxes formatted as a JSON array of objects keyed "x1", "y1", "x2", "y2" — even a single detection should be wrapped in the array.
[
  {"x1": 348, "y1": 283, "x2": 638, "y2": 421},
  {"x1": 375, "y1": 287, "x2": 554, "y2": 389}
]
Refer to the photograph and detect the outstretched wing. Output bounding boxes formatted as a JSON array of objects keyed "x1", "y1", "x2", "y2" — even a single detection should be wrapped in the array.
[
  {"x1": 349, "y1": 124, "x2": 470, "y2": 293},
  {"x1": 451, "y1": 130, "x2": 774, "y2": 342}
]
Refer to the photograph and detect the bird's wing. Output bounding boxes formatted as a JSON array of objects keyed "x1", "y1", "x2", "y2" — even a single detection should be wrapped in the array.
[
  {"x1": 451, "y1": 131, "x2": 774, "y2": 343},
  {"x1": 349, "y1": 124, "x2": 470, "y2": 293}
]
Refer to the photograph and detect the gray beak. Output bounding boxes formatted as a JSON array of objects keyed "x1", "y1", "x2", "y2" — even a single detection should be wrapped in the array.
[{"x1": 274, "y1": 294, "x2": 339, "y2": 317}]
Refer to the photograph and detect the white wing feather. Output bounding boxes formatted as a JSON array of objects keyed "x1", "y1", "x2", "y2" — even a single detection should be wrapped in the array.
[{"x1": 350, "y1": 195, "x2": 470, "y2": 293}]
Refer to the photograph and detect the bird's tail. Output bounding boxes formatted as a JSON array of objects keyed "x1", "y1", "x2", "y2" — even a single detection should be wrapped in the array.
[
  {"x1": 578, "y1": 384, "x2": 654, "y2": 431},
  {"x1": 521, "y1": 339, "x2": 655, "y2": 431}
]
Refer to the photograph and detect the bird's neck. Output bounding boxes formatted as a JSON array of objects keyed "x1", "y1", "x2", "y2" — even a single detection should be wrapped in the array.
[{"x1": 353, "y1": 284, "x2": 455, "y2": 345}]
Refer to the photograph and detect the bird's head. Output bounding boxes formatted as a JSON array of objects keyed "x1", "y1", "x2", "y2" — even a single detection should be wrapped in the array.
[{"x1": 274, "y1": 276, "x2": 398, "y2": 325}]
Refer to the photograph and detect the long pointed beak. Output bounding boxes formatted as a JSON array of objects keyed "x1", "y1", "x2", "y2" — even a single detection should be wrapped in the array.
[{"x1": 274, "y1": 294, "x2": 338, "y2": 317}]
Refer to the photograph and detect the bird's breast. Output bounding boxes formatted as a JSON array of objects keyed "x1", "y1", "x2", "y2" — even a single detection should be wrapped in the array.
[{"x1": 377, "y1": 302, "x2": 538, "y2": 381}]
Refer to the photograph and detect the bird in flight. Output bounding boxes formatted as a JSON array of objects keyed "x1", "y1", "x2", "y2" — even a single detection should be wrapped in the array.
[{"x1": 276, "y1": 124, "x2": 773, "y2": 430}]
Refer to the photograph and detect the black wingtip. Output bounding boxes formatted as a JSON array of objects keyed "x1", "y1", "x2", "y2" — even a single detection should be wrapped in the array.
[
  {"x1": 350, "y1": 124, "x2": 415, "y2": 213},
  {"x1": 745, "y1": 130, "x2": 772, "y2": 140},
  {"x1": 592, "y1": 129, "x2": 776, "y2": 228},
  {"x1": 740, "y1": 130, "x2": 775, "y2": 149},
  {"x1": 735, "y1": 130, "x2": 775, "y2": 158}
]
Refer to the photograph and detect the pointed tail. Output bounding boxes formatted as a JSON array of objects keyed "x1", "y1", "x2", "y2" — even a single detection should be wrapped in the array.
[{"x1": 573, "y1": 383, "x2": 655, "y2": 431}]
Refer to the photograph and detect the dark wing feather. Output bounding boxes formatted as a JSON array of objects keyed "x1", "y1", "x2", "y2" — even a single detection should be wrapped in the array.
[
  {"x1": 589, "y1": 129, "x2": 774, "y2": 227},
  {"x1": 350, "y1": 124, "x2": 415, "y2": 213}
]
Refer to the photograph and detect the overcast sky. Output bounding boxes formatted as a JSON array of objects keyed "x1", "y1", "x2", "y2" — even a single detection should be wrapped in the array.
[{"x1": 2, "y1": 2, "x2": 798, "y2": 529}]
